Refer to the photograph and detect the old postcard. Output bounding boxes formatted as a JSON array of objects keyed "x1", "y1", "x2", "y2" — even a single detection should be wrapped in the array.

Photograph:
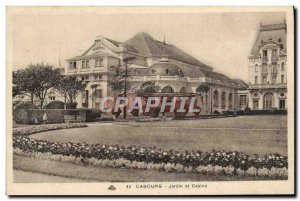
[{"x1": 6, "y1": 6, "x2": 294, "y2": 195}]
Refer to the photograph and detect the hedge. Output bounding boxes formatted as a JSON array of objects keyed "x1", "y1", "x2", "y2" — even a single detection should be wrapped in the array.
[
  {"x1": 44, "y1": 101, "x2": 65, "y2": 109},
  {"x1": 13, "y1": 109, "x2": 101, "y2": 124},
  {"x1": 236, "y1": 110, "x2": 287, "y2": 115},
  {"x1": 13, "y1": 123, "x2": 88, "y2": 135},
  {"x1": 15, "y1": 102, "x2": 38, "y2": 110}
]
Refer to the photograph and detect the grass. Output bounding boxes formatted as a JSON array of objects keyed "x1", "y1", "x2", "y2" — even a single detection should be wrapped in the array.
[
  {"x1": 30, "y1": 115, "x2": 287, "y2": 156},
  {"x1": 14, "y1": 154, "x2": 276, "y2": 183}
]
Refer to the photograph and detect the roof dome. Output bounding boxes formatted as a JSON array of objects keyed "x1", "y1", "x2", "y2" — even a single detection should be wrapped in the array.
[{"x1": 149, "y1": 62, "x2": 181, "y2": 76}]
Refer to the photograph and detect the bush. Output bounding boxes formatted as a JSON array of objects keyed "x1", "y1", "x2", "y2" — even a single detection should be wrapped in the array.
[
  {"x1": 85, "y1": 109, "x2": 101, "y2": 122},
  {"x1": 213, "y1": 110, "x2": 220, "y2": 115},
  {"x1": 66, "y1": 102, "x2": 78, "y2": 109},
  {"x1": 222, "y1": 110, "x2": 237, "y2": 116},
  {"x1": 13, "y1": 109, "x2": 101, "y2": 124},
  {"x1": 15, "y1": 102, "x2": 38, "y2": 110},
  {"x1": 44, "y1": 101, "x2": 65, "y2": 109},
  {"x1": 237, "y1": 110, "x2": 287, "y2": 116}
]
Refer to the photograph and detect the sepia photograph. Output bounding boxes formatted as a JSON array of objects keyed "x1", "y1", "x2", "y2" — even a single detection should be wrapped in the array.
[{"x1": 6, "y1": 6, "x2": 294, "y2": 195}]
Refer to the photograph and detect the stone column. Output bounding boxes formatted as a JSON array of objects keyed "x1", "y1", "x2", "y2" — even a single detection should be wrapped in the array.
[
  {"x1": 258, "y1": 93, "x2": 264, "y2": 110},
  {"x1": 248, "y1": 93, "x2": 253, "y2": 110},
  {"x1": 218, "y1": 89, "x2": 222, "y2": 111}
]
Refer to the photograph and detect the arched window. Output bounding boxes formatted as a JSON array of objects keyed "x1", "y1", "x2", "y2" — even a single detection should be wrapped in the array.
[
  {"x1": 180, "y1": 87, "x2": 186, "y2": 93},
  {"x1": 165, "y1": 69, "x2": 169, "y2": 75},
  {"x1": 221, "y1": 92, "x2": 226, "y2": 109},
  {"x1": 263, "y1": 93, "x2": 274, "y2": 110},
  {"x1": 281, "y1": 62, "x2": 285, "y2": 71},
  {"x1": 213, "y1": 91, "x2": 219, "y2": 108},
  {"x1": 161, "y1": 86, "x2": 174, "y2": 93},
  {"x1": 228, "y1": 93, "x2": 233, "y2": 109},
  {"x1": 255, "y1": 64, "x2": 258, "y2": 72},
  {"x1": 272, "y1": 63, "x2": 277, "y2": 74}
]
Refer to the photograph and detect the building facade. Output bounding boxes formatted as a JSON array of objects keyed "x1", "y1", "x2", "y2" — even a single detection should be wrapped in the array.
[
  {"x1": 65, "y1": 32, "x2": 247, "y2": 114},
  {"x1": 247, "y1": 22, "x2": 287, "y2": 111}
]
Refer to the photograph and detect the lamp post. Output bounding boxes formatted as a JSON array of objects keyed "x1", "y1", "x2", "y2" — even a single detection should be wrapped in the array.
[{"x1": 122, "y1": 56, "x2": 136, "y2": 119}]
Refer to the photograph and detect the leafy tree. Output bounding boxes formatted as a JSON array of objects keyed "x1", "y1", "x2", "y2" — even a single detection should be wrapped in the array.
[
  {"x1": 196, "y1": 84, "x2": 210, "y2": 95},
  {"x1": 13, "y1": 63, "x2": 62, "y2": 108},
  {"x1": 108, "y1": 66, "x2": 131, "y2": 96},
  {"x1": 12, "y1": 85, "x2": 22, "y2": 97},
  {"x1": 135, "y1": 81, "x2": 160, "y2": 97},
  {"x1": 56, "y1": 75, "x2": 87, "y2": 109}
]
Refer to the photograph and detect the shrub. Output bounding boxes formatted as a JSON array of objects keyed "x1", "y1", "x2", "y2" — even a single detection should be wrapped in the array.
[
  {"x1": 44, "y1": 101, "x2": 65, "y2": 109},
  {"x1": 13, "y1": 109, "x2": 100, "y2": 124},
  {"x1": 85, "y1": 109, "x2": 101, "y2": 122},
  {"x1": 213, "y1": 110, "x2": 220, "y2": 115},
  {"x1": 66, "y1": 102, "x2": 78, "y2": 109},
  {"x1": 15, "y1": 102, "x2": 38, "y2": 110}
]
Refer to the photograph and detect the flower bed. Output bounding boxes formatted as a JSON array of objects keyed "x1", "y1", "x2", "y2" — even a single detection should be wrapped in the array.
[
  {"x1": 13, "y1": 123, "x2": 88, "y2": 135},
  {"x1": 13, "y1": 133, "x2": 288, "y2": 178}
]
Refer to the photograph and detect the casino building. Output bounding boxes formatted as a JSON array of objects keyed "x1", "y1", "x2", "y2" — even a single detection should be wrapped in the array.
[
  {"x1": 65, "y1": 32, "x2": 247, "y2": 114},
  {"x1": 247, "y1": 21, "x2": 287, "y2": 111}
]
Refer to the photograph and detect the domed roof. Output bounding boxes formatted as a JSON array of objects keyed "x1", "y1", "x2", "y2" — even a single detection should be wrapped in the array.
[{"x1": 149, "y1": 62, "x2": 181, "y2": 76}]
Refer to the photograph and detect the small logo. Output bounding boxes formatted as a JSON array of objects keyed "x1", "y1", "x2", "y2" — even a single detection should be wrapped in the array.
[{"x1": 108, "y1": 185, "x2": 116, "y2": 191}]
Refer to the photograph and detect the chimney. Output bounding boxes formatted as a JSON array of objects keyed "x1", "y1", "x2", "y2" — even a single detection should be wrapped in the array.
[{"x1": 95, "y1": 35, "x2": 104, "y2": 42}]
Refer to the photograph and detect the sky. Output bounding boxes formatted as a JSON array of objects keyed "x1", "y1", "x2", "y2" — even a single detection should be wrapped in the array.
[{"x1": 9, "y1": 8, "x2": 286, "y2": 82}]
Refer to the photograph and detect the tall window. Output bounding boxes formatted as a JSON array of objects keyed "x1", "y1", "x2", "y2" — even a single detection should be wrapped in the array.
[
  {"x1": 82, "y1": 60, "x2": 90, "y2": 68},
  {"x1": 82, "y1": 90, "x2": 89, "y2": 108},
  {"x1": 263, "y1": 93, "x2": 273, "y2": 110},
  {"x1": 272, "y1": 63, "x2": 277, "y2": 74},
  {"x1": 213, "y1": 91, "x2": 219, "y2": 108},
  {"x1": 255, "y1": 76, "x2": 258, "y2": 84},
  {"x1": 281, "y1": 62, "x2": 285, "y2": 71},
  {"x1": 272, "y1": 76, "x2": 277, "y2": 84},
  {"x1": 95, "y1": 59, "x2": 104, "y2": 67},
  {"x1": 228, "y1": 93, "x2": 233, "y2": 109},
  {"x1": 262, "y1": 64, "x2": 268, "y2": 74},
  {"x1": 69, "y1": 61, "x2": 76, "y2": 69},
  {"x1": 239, "y1": 95, "x2": 247, "y2": 108},
  {"x1": 262, "y1": 76, "x2": 267, "y2": 84},
  {"x1": 272, "y1": 49, "x2": 277, "y2": 56},
  {"x1": 281, "y1": 75, "x2": 285, "y2": 83},
  {"x1": 263, "y1": 50, "x2": 268, "y2": 57},
  {"x1": 253, "y1": 100, "x2": 259, "y2": 110},
  {"x1": 262, "y1": 50, "x2": 268, "y2": 62},
  {"x1": 165, "y1": 69, "x2": 169, "y2": 75},
  {"x1": 221, "y1": 92, "x2": 226, "y2": 109},
  {"x1": 255, "y1": 64, "x2": 258, "y2": 72},
  {"x1": 279, "y1": 100, "x2": 286, "y2": 110}
]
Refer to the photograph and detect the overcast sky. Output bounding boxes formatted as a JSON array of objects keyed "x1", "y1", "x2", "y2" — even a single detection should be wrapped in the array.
[{"x1": 10, "y1": 9, "x2": 285, "y2": 82}]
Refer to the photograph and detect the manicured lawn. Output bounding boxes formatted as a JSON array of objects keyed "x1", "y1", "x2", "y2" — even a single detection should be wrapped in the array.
[{"x1": 30, "y1": 115, "x2": 287, "y2": 156}]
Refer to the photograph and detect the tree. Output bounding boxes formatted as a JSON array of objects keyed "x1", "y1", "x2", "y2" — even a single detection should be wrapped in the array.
[
  {"x1": 13, "y1": 63, "x2": 62, "y2": 108},
  {"x1": 107, "y1": 66, "x2": 131, "y2": 96},
  {"x1": 196, "y1": 84, "x2": 210, "y2": 95},
  {"x1": 135, "y1": 81, "x2": 160, "y2": 97},
  {"x1": 13, "y1": 70, "x2": 36, "y2": 103},
  {"x1": 56, "y1": 75, "x2": 87, "y2": 109}
]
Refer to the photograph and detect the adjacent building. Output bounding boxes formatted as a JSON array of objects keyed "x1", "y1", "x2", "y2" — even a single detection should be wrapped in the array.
[
  {"x1": 247, "y1": 21, "x2": 287, "y2": 110},
  {"x1": 65, "y1": 32, "x2": 247, "y2": 114}
]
